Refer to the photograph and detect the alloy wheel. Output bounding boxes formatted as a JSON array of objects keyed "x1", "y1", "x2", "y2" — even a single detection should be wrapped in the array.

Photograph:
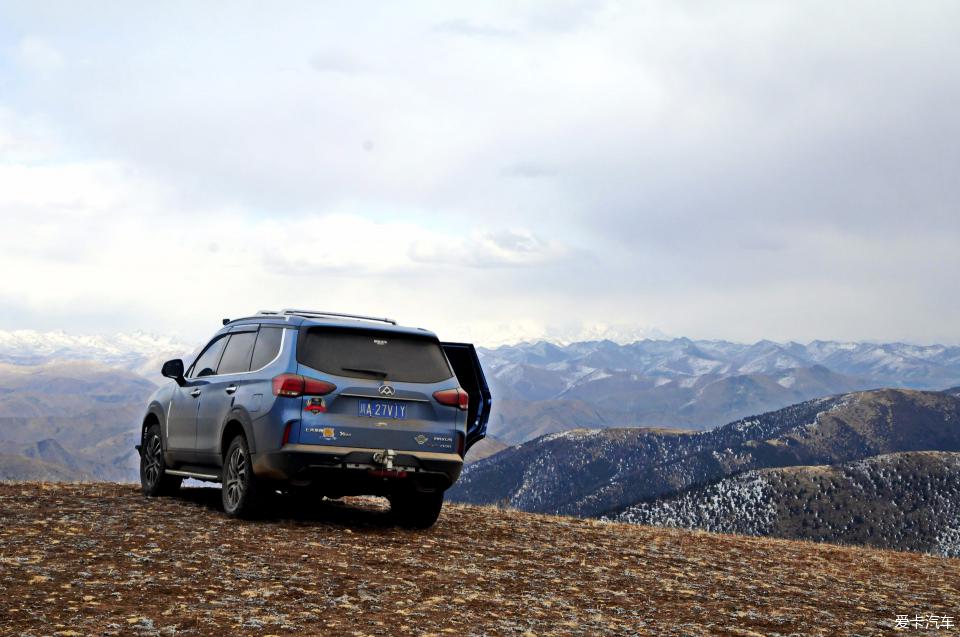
[
  {"x1": 143, "y1": 435, "x2": 163, "y2": 487},
  {"x1": 224, "y1": 445, "x2": 246, "y2": 510}
]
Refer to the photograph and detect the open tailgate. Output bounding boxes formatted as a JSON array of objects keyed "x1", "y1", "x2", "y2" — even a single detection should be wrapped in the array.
[{"x1": 440, "y1": 342, "x2": 492, "y2": 452}]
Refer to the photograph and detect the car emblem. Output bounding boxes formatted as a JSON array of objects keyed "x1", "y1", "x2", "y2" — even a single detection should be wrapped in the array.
[
  {"x1": 414, "y1": 434, "x2": 427, "y2": 445},
  {"x1": 378, "y1": 385, "x2": 395, "y2": 396}
]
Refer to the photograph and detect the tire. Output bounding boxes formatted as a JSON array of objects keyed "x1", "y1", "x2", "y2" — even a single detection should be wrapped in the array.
[
  {"x1": 389, "y1": 490, "x2": 444, "y2": 529},
  {"x1": 140, "y1": 425, "x2": 182, "y2": 497},
  {"x1": 221, "y1": 434, "x2": 260, "y2": 518}
]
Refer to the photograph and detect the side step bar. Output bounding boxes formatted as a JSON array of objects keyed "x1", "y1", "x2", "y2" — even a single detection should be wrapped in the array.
[{"x1": 166, "y1": 469, "x2": 220, "y2": 481}]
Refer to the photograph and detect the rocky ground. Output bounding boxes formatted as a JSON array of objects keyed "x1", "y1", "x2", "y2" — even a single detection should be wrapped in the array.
[{"x1": 0, "y1": 483, "x2": 957, "y2": 636}]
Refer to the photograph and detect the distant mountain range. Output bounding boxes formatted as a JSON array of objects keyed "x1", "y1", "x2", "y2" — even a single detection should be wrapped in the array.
[
  {"x1": 0, "y1": 329, "x2": 192, "y2": 381},
  {"x1": 0, "y1": 361, "x2": 159, "y2": 482},
  {"x1": 479, "y1": 339, "x2": 960, "y2": 442},
  {"x1": 3, "y1": 330, "x2": 960, "y2": 487},
  {"x1": 449, "y1": 388, "x2": 960, "y2": 554}
]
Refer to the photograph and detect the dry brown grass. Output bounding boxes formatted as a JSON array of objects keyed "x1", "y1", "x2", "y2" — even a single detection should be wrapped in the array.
[{"x1": 0, "y1": 483, "x2": 957, "y2": 636}]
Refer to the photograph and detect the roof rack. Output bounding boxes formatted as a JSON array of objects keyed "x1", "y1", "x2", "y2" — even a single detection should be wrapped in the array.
[{"x1": 256, "y1": 309, "x2": 397, "y2": 325}]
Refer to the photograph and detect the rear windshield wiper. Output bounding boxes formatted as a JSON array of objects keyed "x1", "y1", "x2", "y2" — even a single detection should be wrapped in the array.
[{"x1": 341, "y1": 366, "x2": 388, "y2": 378}]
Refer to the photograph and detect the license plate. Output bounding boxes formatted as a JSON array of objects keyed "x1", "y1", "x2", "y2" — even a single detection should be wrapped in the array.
[{"x1": 357, "y1": 399, "x2": 408, "y2": 420}]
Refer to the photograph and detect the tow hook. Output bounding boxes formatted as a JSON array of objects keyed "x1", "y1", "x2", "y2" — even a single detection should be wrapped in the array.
[{"x1": 372, "y1": 449, "x2": 395, "y2": 471}]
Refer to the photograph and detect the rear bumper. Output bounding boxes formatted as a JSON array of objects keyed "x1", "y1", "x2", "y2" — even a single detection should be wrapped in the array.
[{"x1": 252, "y1": 443, "x2": 464, "y2": 492}]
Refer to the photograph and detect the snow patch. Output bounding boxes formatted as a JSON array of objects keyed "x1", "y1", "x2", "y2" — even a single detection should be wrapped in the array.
[{"x1": 777, "y1": 375, "x2": 797, "y2": 389}]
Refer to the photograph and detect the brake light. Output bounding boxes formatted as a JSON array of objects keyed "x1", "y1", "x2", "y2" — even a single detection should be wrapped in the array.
[
  {"x1": 272, "y1": 374, "x2": 336, "y2": 397},
  {"x1": 433, "y1": 388, "x2": 468, "y2": 410},
  {"x1": 281, "y1": 422, "x2": 293, "y2": 446}
]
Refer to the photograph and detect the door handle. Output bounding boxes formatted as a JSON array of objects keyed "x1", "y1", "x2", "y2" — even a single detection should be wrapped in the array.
[
  {"x1": 225, "y1": 385, "x2": 238, "y2": 395},
  {"x1": 190, "y1": 389, "x2": 201, "y2": 398}
]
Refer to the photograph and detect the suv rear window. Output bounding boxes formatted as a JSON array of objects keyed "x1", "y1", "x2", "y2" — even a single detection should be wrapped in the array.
[{"x1": 297, "y1": 327, "x2": 453, "y2": 383}]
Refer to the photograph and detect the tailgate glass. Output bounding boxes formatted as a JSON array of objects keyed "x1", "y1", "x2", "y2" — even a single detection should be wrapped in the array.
[{"x1": 298, "y1": 327, "x2": 453, "y2": 383}]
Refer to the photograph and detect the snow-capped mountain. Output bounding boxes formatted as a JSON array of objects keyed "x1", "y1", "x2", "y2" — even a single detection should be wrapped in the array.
[
  {"x1": 0, "y1": 330, "x2": 195, "y2": 380},
  {"x1": 4, "y1": 329, "x2": 960, "y2": 444},
  {"x1": 479, "y1": 338, "x2": 960, "y2": 388},
  {"x1": 478, "y1": 338, "x2": 960, "y2": 441}
]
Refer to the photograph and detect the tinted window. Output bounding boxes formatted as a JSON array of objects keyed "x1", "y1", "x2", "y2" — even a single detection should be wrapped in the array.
[
  {"x1": 190, "y1": 336, "x2": 228, "y2": 378},
  {"x1": 250, "y1": 326, "x2": 284, "y2": 370},
  {"x1": 217, "y1": 331, "x2": 257, "y2": 375},
  {"x1": 298, "y1": 327, "x2": 453, "y2": 383}
]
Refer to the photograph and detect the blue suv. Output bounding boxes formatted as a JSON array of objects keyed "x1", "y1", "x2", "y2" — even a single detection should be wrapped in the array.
[{"x1": 137, "y1": 310, "x2": 491, "y2": 528}]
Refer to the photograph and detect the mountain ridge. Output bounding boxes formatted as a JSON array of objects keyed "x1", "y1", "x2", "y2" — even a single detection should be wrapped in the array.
[{"x1": 450, "y1": 389, "x2": 960, "y2": 524}]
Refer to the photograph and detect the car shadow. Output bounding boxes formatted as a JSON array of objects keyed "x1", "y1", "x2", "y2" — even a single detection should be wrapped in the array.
[{"x1": 171, "y1": 485, "x2": 398, "y2": 530}]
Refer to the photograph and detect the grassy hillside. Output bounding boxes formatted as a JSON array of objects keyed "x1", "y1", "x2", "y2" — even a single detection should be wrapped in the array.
[
  {"x1": 614, "y1": 451, "x2": 960, "y2": 556},
  {"x1": 0, "y1": 483, "x2": 956, "y2": 636},
  {"x1": 0, "y1": 453, "x2": 85, "y2": 481}
]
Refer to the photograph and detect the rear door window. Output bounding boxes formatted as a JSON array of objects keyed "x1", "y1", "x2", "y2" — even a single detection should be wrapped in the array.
[
  {"x1": 298, "y1": 327, "x2": 453, "y2": 383},
  {"x1": 216, "y1": 331, "x2": 257, "y2": 375},
  {"x1": 250, "y1": 326, "x2": 284, "y2": 370}
]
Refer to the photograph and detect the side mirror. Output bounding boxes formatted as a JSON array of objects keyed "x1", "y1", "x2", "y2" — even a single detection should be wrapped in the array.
[{"x1": 161, "y1": 359, "x2": 186, "y2": 385}]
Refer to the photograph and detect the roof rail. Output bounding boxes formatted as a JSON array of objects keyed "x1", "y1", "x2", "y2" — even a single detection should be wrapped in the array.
[{"x1": 256, "y1": 309, "x2": 397, "y2": 325}]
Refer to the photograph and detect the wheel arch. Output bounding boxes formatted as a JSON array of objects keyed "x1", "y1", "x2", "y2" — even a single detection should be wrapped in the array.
[
  {"x1": 141, "y1": 402, "x2": 167, "y2": 448},
  {"x1": 219, "y1": 409, "x2": 256, "y2": 458}
]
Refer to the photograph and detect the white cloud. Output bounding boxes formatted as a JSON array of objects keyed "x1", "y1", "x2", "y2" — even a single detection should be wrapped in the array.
[
  {"x1": 309, "y1": 49, "x2": 372, "y2": 75},
  {"x1": 410, "y1": 228, "x2": 568, "y2": 268},
  {"x1": 1, "y1": 2, "x2": 960, "y2": 345},
  {"x1": 0, "y1": 108, "x2": 59, "y2": 161},
  {"x1": 14, "y1": 36, "x2": 64, "y2": 72},
  {"x1": 0, "y1": 119, "x2": 576, "y2": 343}
]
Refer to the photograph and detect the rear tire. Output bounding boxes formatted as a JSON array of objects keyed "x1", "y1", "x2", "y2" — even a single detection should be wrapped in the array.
[
  {"x1": 389, "y1": 490, "x2": 444, "y2": 529},
  {"x1": 222, "y1": 434, "x2": 260, "y2": 518},
  {"x1": 140, "y1": 425, "x2": 182, "y2": 497}
]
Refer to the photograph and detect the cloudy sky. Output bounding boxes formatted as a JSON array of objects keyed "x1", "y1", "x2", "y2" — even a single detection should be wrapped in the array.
[{"x1": 1, "y1": 1, "x2": 959, "y2": 346}]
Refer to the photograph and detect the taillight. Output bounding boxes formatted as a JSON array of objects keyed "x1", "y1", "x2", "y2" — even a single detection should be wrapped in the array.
[
  {"x1": 272, "y1": 374, "x2": 336, "y2": 397},
  {"x1": 273, "y1": 374, "x2": 303, "y2": 397},
  {"x1": 281, "y1": 422, "x2": 293, "y2": 446},
  {"x1": 302, "y1": 377, "x2": 337, "y2": 396},
  {"x1": 433, "y1": 388, "x2": 468, "y2": 410}
]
